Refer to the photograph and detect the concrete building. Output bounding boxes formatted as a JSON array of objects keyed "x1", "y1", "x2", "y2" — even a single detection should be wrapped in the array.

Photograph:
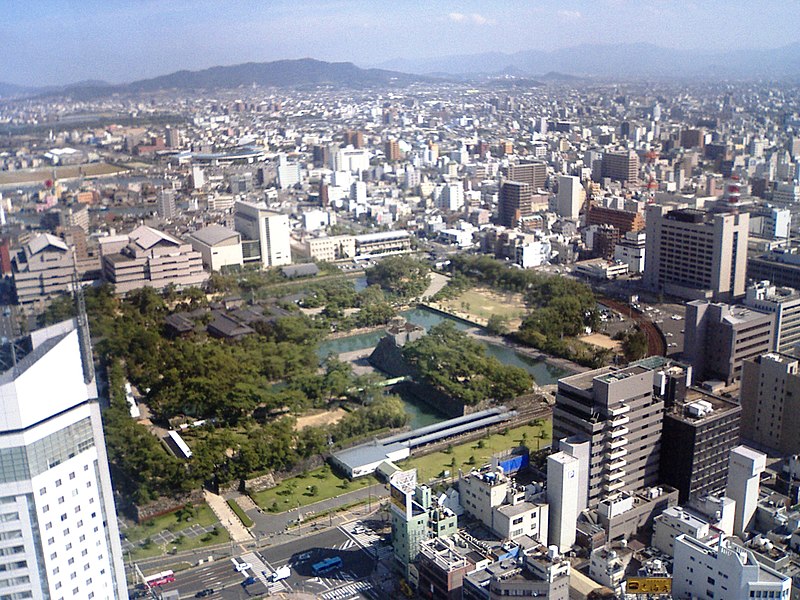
[
  {"x1": 552, "y1": 358, "x2": 667, "y2": 508},
  {"x1": 740, "y1": 353, "x2": 800, "y2": 455},
  {"x1": 660, "y1": 388, "x2": 741, "y2": 503},
  {"x1": 99, "y1": 226, "x2": 209, "y2": 295},
  {"x1": 459, "y1": 466, "x2": 548, "y2": 543},
  {"x1": 304, "y1": 235, "x2": 356, "y2": 263},
  {"x1": 12, "y1": 234, "x2": 76, "y2": 312},
  {"x1": 499, "y1": 181, "x2": 532, "y2": 228},
  {"x1": 416, "y1": 537, "x2": 472, "y2": 600},
  {"x1": 462, "y1": 546, "x2": 570, "y2": 600},
  {"x1": 507, "y1": 160, "x2": 547, "y2": 192},
  {"x1": 672, "y1": 534, "x2": 791, "y2": 600},
  {"x1": 353, "y1": 230, "x2": 412, "y2": 257},
  {"x1": 556, "y1": 175, "x2": 584, "y2": 220},
  {"x1": 684, "y1": 300, "x2": 775, "y2": 384},
  {"x1": 743, "y1": 281, "x2": 800, "y2": 354},
  {"x1": 188, "y1": 225, "x2": 244, "y2": 272},
  {"x1": 156, "y1": 189, "x2": 176, "y2": 220},
  {"x1": 595, "y1": 486, "x2": 678, "y2": 542},
  {"x1": 748, "y1": 248, "x2": 800, "y2": 290},
  {"x1": 613, "y1": 230, "x2": 646, "y2": 274},
  {"x1": 644, "y1": 206, "x2": 749, "y2": 302},
  {"x1": 600, "y1": 150, "x2": 639, "y2": 183},
  {"x1": 652, "y1": 506, "x2": 713, "y2": 557},
  {"x1": 234, "y1": 200, "x2": 292, "y2": 268},
  {"x1": 0, "y1": 320, "x2": 127, "y2": 599},
  {"x1": 547, "y1": 452, "x2": 579, "y2": 552},
  {"x1": 727, "y1": 446, "x2": 767, "y2": 538}
]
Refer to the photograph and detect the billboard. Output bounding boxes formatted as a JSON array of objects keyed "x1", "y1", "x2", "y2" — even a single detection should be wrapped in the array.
[{"x1": 626, "y1": 578, "x2": 672, "y2": 594}]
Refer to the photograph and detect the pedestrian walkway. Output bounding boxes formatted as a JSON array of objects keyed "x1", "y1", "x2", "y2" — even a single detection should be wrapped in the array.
[
  {"x1": 203, "y1": 490, "x2": 252, "y2": 543},
  {"x1": 232, "y1": 493, "x2": 258, "y2": 512}
]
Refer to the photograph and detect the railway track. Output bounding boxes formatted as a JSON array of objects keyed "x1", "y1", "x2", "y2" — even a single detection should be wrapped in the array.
[{"x1": 598, "y1": 296, "x2": 667, "y2": 357}]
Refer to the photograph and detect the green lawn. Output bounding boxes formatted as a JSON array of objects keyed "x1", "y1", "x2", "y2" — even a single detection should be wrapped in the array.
[
  {"x1": 440, "y1": 288, "x2": 527, "y2": 323},
  {"x1": 122, "y1": 504, "x2": 230, "y2": 561},
  {"x1": 398, "y1": 421, "x2": 551, "y2": 482},
  {"x1": 251, "y1": 466, "x2": 376, "y2": 512}
]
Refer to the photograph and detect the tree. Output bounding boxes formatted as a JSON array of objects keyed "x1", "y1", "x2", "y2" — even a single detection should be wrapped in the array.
[
  {"x1": 365, "y1": 256, "x2": 431, "y2": 300},
  {"x1": 486, "y1": 314, "x2": 509, "y2": 335},
  {"x1": 621, "y1": 327, "x2": 648, "y2": 362}
]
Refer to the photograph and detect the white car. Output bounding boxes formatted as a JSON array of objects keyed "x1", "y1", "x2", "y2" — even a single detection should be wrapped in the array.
[{"x1": 234, "y1": 562, "x2": 252, "y2": 573}]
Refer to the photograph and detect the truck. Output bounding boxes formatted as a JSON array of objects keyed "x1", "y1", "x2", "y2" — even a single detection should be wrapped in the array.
[{"x1": 270, "y1": 565, "x2": 291, "y2": 582}]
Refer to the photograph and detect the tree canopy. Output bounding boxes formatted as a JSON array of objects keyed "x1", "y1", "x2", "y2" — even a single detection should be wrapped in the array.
[{"x1": 366, "y1": 255, "x2": 430, "y2": 300}]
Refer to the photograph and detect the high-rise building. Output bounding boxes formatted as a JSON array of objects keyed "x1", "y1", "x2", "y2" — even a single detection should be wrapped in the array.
[
  {"x1": 684, "y1": 301, "x2": 774, "y2": 384},
  {"x1": 0, "y1": 319, "x2": 127, "y2": 599},
  {"x1": 740, "y1": 353, "x2": 800, "y2": 455},
  {"x1": 156, "y1": 189, "x2": 176, "y2": 220},
  {"x1": 312, "y1": 144, "x2": 330, "y2": 168},
  {"x1": 600, "y1": 150, "x2": 639, "y2": 183},
  {"x1": 743, "y1": 281, "x2": 800, "y2": 353},
  {"x1": 552, "y1": 358, "x2": 668, "y2": 508},
  {"x1": 384, "y1": 140, "x2": 400, "y2": 161},
  {"x1": 660, "y1": 388, "x2": 741, "y2": 503},
  {"x1": 190, "y1": 165, "x2": 205, "y2": 190},
  {"x1": 499, "y1": 181, "x2": 532, "y2": 228},
  {"x1": 234, "y1": 200, "x2": 292, "y2": 268},
  {"x1": 547, "y1": 452, "x2": 579, "y2": 552},
  {"x1": 276, "y1": 154, "x2": 302, "y2": 190},
  {"x1": 507, "y1": 161, "x2": 547, "y2": 192},
  {"x1": 726, "y1": 446, "x2": 767, "y2": 538},
  {"x1": 343, "y1": 130, "x2": 364, "y2": 149},
  {"x1": 555, "y1": 176, "x2": 584, "y2": 219},
  {"x1": 644, "y1": 206, "x2": 749, "y2": 302},
  {"x1": 672, "y1": 534, "x2": 791, "y2": 600}
]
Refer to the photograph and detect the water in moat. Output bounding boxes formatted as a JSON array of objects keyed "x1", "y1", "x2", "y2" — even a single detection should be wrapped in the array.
[{"x1": 317, "y1": 306, "x2": 571, "y2": 428}]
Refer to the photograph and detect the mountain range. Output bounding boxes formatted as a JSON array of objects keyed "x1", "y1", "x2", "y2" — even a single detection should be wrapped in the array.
[
  {"x1": 375, "y1": 42, "x2": 800, "y2": 80},
  {"x1": 0, "y1": 58, "x2": 430, "y2": 100}
]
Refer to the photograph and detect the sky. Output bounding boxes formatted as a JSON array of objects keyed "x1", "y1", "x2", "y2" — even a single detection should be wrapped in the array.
[{"x1": 2, "y1": 0, "x2": 800, "y2": 86}]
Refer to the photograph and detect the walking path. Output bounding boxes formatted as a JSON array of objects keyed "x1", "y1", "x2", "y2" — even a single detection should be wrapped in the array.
[{"x1": 203, "y1": 490, "x2": 253, "y2": 543}]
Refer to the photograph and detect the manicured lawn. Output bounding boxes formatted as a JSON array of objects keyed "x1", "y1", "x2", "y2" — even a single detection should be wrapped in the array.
[
  {"x1": 398, "y1": 421, "x2": 551, "y2": 482},
  {"x1": 123, "y1": 503, "x2": 219, "y2": 543},
  {"x1": 128, "y1": 527, "x2": 230, "y2": 561},
  {"x1": 251, "y1": 466, "x2": 375, "y2": 512},
  {"x1": 440, "y1": 288, "x2": 527, "y2": 325}
]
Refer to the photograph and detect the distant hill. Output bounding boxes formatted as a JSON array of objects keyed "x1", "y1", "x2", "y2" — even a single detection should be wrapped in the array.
[
  {"x1": 0, "y1": 81, "x2": 33, "y2": 98},
  {"x1": 376, "y1": 42, "x2": 800, "y2": 80},
  {"x1": 35, "y1": 58, "x2": 432, "y2": 100}
]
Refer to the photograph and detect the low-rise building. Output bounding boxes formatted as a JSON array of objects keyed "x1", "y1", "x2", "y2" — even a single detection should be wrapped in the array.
[
  {"x1": 100, "y1": 226, "x2": 209, "y2": 295},
  {"x1": 188, "y1": 225, "x2": 244, "y2": 271},
  {"x1": 304, "y1": 235, "x2": 356, "y2": 262}
]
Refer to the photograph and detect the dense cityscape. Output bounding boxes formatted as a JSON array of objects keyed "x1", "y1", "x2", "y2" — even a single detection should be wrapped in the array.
[{"x1": 2, "y1": 4, "x2": 800, "y2": 600}]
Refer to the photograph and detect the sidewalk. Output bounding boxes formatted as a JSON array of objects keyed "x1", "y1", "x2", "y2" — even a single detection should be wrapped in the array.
[{"x1": 203, "y1": 490, "x2": 253, "y2": 543}]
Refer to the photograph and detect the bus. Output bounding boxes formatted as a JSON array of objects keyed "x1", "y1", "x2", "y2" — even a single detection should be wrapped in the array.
[
  {"x1": 311, "y1": 556, "x2": 342, "y2": 575},
  {"x1": 144, "y1": 570, "x2": 175, "y2": 587}
]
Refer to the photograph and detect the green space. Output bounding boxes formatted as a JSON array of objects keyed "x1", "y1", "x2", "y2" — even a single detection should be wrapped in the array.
[
  {"x1": 399, "y1": 421, "x2": 552, "y2": 482},
  {"x1": 251, "y1": 465, "x2": 376, "y2": 512},
  {"x1": 226, "y1": 499, "x2": 254, "y2": 527},
  {"x1": 121, "y1": 504, "x2": 230, "y2": 561},
  {"x1": 439, "y1": 288, "x2": 526, "y2": 322}
]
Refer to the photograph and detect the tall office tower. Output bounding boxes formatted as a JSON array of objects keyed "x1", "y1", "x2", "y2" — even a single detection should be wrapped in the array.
[
  {"x1": 683, "y1": 301, "x2": 774, "y2": 384},
  {"x1": 344, "y1": 130, "x2": 364, "y2": 149},
  {"x1": 276, "y1": 154, "x2": 302, "y2": 190},
  {"x1": 507, "y1": 160, "x2": 547, "y2": 192},
  {"x1": 0, "y1": 320, "x2": 127, "y2": 599},
  {"x1": 740, "y1": 353, "x2": 800, "y2": 454},
  {"x1": 552, "y1": 359, "x2": 665, "y2": 508},
  {"x1": 349, "y1": 180, "x2": 367, "y2": 204},
  {"x1": 600, "y1": 150, "x2": 639, "y2": 183},
  {"x1": 384, "y1": 140, "x2": 400, "y2": 161},
  {"x1": 156, "y1": 189, "x2": 176, "y2": 220},
  {"x1": 437, "y1": 182, "x2": 464, "y2": 212},
  {"x1": 672, "y1": 535, "x2": 791, "y2": 600},
  {"x1": 555, "y1": 175, "x2": 584, "y2": 219},
  {"x1": 312, "y1": 144, "x2": 330, "y2": 168},
  {"x1": 164, "y1": 126, "x2": 180, "y2": 149},
  {"x1": 498, "y1": 181, "x2": 532, "y2": 228},
  {"x1": 547, "y1": 452, "x2": 579, "y2": 552},
  {"x1": 743, "y1": 281, "x2": 800, "y2": 353},
  {"x1": 234, "y1": 200, "x2": 291, "y2": 268},
  {"x1": 679, "y1": 129, "x2": 706, "y2": 150},
  {"x1": 726, "y1": 446, "x2": 767, "y2": 538},
  {"x1": 190, "y1": 165, "x2": 205, "y2": 190},
  {"x1": 644, "y1": 206, "x2": 749, "y2": 302},
  {"x1": 660, "y1": 389, "x2": 741, "y2": 503}
]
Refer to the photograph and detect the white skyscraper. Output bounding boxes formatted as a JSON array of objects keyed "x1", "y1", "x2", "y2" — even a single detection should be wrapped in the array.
[
  {"x1": 726, "y1": 445, "x2": 767, "y2": 538},
  {"x1": 547, "y1": 451, "x2": 579, "y2": 553},
  {"x1": 0, "y1": 320, "x2": 127, "y2": 599},
  {"x1": 556, "y1": 175, "x2": 583, "y2": 220}
]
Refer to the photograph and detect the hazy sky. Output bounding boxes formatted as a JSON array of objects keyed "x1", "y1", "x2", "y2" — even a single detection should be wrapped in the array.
[{"x1": 2, "y1": 0, "x2": 800, "y2": 86}]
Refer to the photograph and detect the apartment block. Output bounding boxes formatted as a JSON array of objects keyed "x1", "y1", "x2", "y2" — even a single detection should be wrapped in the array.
[
  {"x1": 499, "y1": 181, "x2": 532, "y2": 228},
  {"x1": 601, "y1": 150, "x2": 639, "y2": 183},
  {"x1": 644, "y1": 206, "x2": 749, "y2": 302},
  {"x1": 743, "y1": 281, "x2": 800, "y2": 354},
  {"x1": 684, "y1": 301, "x2": 774, "y2": 384}
]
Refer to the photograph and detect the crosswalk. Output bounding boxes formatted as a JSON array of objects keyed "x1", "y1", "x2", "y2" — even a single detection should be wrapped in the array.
[
  {"x1": 238, "y1": 551, "x2": 289, "y2": 594},
  {"x1": 338, "y1": 523, "x2": 383, "y2": 557},
  {"x1": 321, "y1": 580, "x2": 373, "y2": 600}
]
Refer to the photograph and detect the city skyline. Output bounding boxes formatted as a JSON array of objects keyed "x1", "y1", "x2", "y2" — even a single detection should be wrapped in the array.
[{"x1": 3, "y1": 0, "x2": 800, "y2": 86}]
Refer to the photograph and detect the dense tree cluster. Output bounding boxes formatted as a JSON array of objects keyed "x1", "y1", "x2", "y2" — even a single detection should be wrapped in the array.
[
  {"x1": 366, "y1": 255, "x2": 431, "y2": 300},
  {"x1": 402, "y1": 322, "x2": 532, "y2": 405}
]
